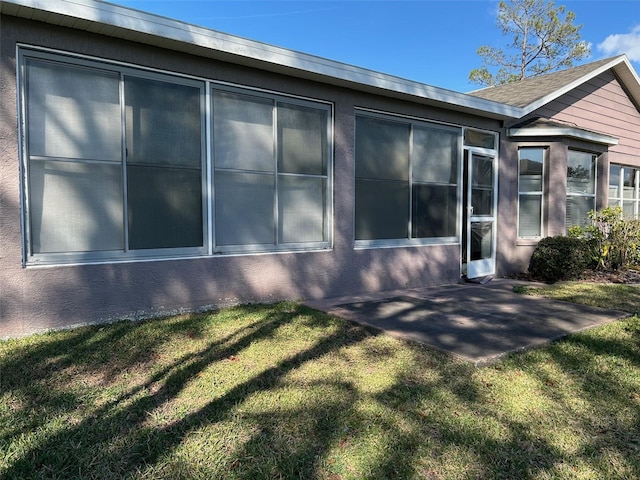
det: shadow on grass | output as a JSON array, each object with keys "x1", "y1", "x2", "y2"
[{"x1": 1, "y1": 304, "x2": 640, "y2": 479}]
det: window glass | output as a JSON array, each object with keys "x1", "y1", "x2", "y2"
[
  {"x1": 464, "y1": 129, "x2": 496, "y2": 149},
  {"x1": 29, "y1": 160, "x2": 124, "y2": 253},
  {"x1": 212, "y1": 90, "x2": 330, "y2": 249},
  {"x1": 278, "y1": 103, "x2": 327, "y2": 175},
  {"x1": 278, "y1": 176, "x2": 326, "y2": 243},
  {"x1": 27, "y1": 60, "x2": 121, "y2": 161},
  {"x1": 567, "y1": 150, "x2": 596, "y2": 194},
  {"x1": 355, "y1": 116, "x2": 409, "y2": 181},
  {"x1": 355, "y1": 179, "x2": 409, "y2": 240},
  {"x1": 609, "y1": 164, "x2": 639, "y2": 219},
  {"x1": 518, "y1": 147, "x2": 545, "y2": 237},
  {"x1": 412, "y1": 127, "x2": 458, "y2": 184},
  {"x1": 21, "y1": 50, "x2": 331, "y2": 264},
  {"x1": 355, "y1": 115, "x2": 461, "y2": 243},
  {"x1": 125, "y1": 76, "x2": 203, "y2": 250},
  {"x1": 609, "y1": 165, "x2": 621, "y2": 198},
  {"x1": 215, "y1": 171, "x2": 275, "y2": 246},
  {"x1": 412, "y1": 185, "x2": 457, "y2": 238},
  {"x1": 26, "y1": 60, "x2": 124, "y2": 254},
  {"x1": 566, "y1": 150, "x2": 596, "y2": 230},
  {"x1": 518, "y1": 196, "x2": 542, "y2": 237},
  {"x1": 213, "y1": 91, "x2": 274, "y2": 172}
]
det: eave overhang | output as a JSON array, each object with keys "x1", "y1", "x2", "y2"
[
  {"x1": 508, "y1": 126, "x2": 619, "y2": 146},
  {"x1": 0, "y1": 0, "x2": 522, "y2": 121}
]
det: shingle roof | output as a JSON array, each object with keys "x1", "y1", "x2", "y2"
[{"x1": 468, "y1": 57, "x2": 624, "y2": 107}]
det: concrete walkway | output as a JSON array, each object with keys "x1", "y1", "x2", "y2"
[{"x1": 304, "y1": 279, "x2": 630, "y2": 365}]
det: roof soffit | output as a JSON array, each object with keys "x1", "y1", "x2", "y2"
[{"x1": 0, "y1": 0, "x2": 521, "y2": 120}]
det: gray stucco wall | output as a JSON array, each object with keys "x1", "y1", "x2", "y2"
[
  {"x1": 0, "y1": 16, "x2": 502, "y2": 338},
  {"x1": 496, "y1": 135, "x2": 612, "y2": 276}
]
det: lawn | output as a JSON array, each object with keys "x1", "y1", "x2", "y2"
[{"x1": 1, "y1": 283, "x2": 640, "y2": 479}]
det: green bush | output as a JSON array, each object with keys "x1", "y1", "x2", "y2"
[
  {"x1": 528, "y1": 236, "x2": 591, "y2": 282},
  {"x1": 569, "y1": 206, "x2": 640, "y2": 270}
]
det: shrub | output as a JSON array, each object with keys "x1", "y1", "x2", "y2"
[
  {"x1": 569, "y1": 207, "x2": 640, "y2": 270},
  {"x1": 528, "y1": 236, "x2": 591, "y2": 282}
]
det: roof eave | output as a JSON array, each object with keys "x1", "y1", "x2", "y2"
[
  {"x1": 520, "y1": 55, "x2": 640, "y2": 116},
  {"x1": 508, "y1": 126, "x2": 619, "y2": 146},
  {"x1": 0, "y1": 0, "x2": 521, "y2": 120}
]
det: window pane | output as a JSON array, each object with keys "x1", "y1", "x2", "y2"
[
  {"x1": 355, "y1": 116, "x2": 409, "y2": 181},
  {"x1": 278, "y1": 176, "x2": 326, "y2": 243},
  {"x1": 623, "y1": 168, "x2": 637, "y2": 199},
  {"x1": 609, "y1": 164, "x2": 621, "y2": 198},
  {"x1": 471, "y1": 222, "x2": 493, "y2": 261},
  {"x1": 213, "y1": 91, "x2": 274, "y2": 172},
  {"x1": 30, "y1": 159, "x2": 123, "y2": 253},
  {"x1": 519, "y1": 195, "x2": 542, "y2": 237},
  {"x1": 278, "y1": 103, "x2": 327, "y2": 175},
  {"x1": 125, "y1": 77, "x2": 202, "y2": 168},
  {"x1": 464, "y1": 129, "x2": 496, "y2": 149},
  {"x1": 412, "y1": 126, "x2": 459, "y2": 184},
  {"x1": 215, "y1": 171, "x2": 275, "y2": 246},
  {"x1": 519, "y1": 148, "x2": 544, "y2": 192},
  {"x1": 412, "y1": 185, "x2": 457, "y2": 238},
  {"x1": 355, "y1": 179, "x2": 408, "y2": 240},
  {"x1": 623, "y1": 201, "x2": 636, "y2": 218},
  {"x1": 567, "y1": 151, "x2": 596, "y2": 194},
  {"x1": 27, "y1": 60, "x2": 121, "y2": 161},
  {"x1": 125, "y1": 76, "x2": 203, "y2": 250},
  {"x1": 127, "y1": 166, "x2": 203, "y2": 249},
  {"x1": 566, "y1": 196, "x2": 594, "y2": 229}
]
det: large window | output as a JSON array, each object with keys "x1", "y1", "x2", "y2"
[
  {"x1": 212, "y1": 90, "x2": 329, "y2": 251},
  {"x1": 355, "y1": 114, "x2": 460, "y2": 245},
  {"x1": 20, "y1": 50, "x2": 331, "y2": 265},
  {"x1": 566, "y1": 150, "x2": 597, "y2": 229},
  {"x1": 609, "y1": 164, "x2": 640, "y2": 218},
  {"x1": 517, "y1": 147, "x2": 545, "y2": 237}
]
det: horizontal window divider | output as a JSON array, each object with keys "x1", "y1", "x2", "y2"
[
  {"x1": 355, "y1": 177, "x2": 409, "y2": 183},
  {"x1": 354, "y1": 237, "x2": 459, "y2": 250},
  {"x1": 411, "y1": 181, "x2": 457, "y2": 187},
  {"x1": 213, "y1": 167, "x2": 275, "y2": 175},
  {"x1": 277, "y1": 172, "x2": 328, "y2": 179},
  {"x1": 126, "y1": 162, "x2": 202, "y2": 171},
  {"x1": 30, "y1": 156, "x2": 122, "y2": 165}
]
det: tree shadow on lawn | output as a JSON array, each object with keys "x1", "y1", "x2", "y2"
[{"x1": 1, "y1": 305, "x2": 640, "y2": 479}]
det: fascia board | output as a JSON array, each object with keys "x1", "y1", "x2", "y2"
[
  {"x1": 0, "y1": 0, "x2": 521, "y2": 120},
  {"x1": 508, "y1": 127, "x2": 619, "y2": 146},
  {"x1": 520, "y1": 56, "x2": 633, "y2": 116}
]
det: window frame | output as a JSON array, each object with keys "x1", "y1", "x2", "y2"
[
  {"x1": 18, "y1": 47, "x2": 333, "y2": 266},
  {"x1": 517, "y1": 146, "x2": 546, "y2": 239},
  {"x1": 210, "y1": 85, "x2": 333, "y2": 255},
  {"x1": 608, "y1": 163, "x2": 640, "y2": 218},
  {"x1": 565, "y1": 149, "x2": 597, "y2": 230},
  {"x1": 354, "y1": 110, "x2": 462, "y2": 249}
]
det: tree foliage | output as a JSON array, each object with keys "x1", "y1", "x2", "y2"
[{"x1": 469, "y1": 0, "x2": 590, "y2": 86}]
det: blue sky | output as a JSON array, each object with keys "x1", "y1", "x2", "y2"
[{"x1": 108, "y1": 0, "x2": 640, "y2": 93}]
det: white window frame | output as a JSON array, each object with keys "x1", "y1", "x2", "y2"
[
  {"x1": 608, "y1": 164, "x2": 640, "y2": 218},
  {"x1": 517, "y1": 147, "x2": 546, "y2": 238},
  {"x1": 18, "y1": 47, "x2": 333, "y2": 266},
  {"x1": 566, "y1": 150, "x2": 597, "y2": 230},
  {"x1": 354, "y1": 110, "x2": 463, "y2": 249}
]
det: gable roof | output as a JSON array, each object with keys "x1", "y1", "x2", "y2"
[
  {"x1": 0, "y1": 0, "x2": 520, "y2": 120},
  {"x1": 469, "y1": 56, "x2": 640, "y2": 116}
]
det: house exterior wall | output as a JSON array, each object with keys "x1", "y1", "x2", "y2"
[
  {"x1": 534, "y1": 71, "x2": 640, "y2": 168},
  {"x1": 0, "y1": 16, "x2": 502, "y2": 338},
  {"x1": 496, "y1": 70, "x2": 640, "y2": 276}
]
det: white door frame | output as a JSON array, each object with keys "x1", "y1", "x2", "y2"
[{"x1": 463, "y1": 147, "x2": 498, "y2": 279}]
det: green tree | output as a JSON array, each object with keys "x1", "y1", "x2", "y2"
[{"x1": 469, "y1": 0, "x2": 590, "y2": 86}]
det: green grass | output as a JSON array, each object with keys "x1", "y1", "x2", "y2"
[{"x1": 1, "y1": 289, "x2": 640, "y2": 479}]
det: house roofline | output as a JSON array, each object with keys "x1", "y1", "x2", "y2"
[
  {"x1": 508, "y1": 126, "x2": 619, "y2": 146},
  {"x1": 0, "y1": 0, "x2": 523, "y2": 120},
  {"x1": 520, "y1": 55, "x2": 640, "y2": 116}
]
